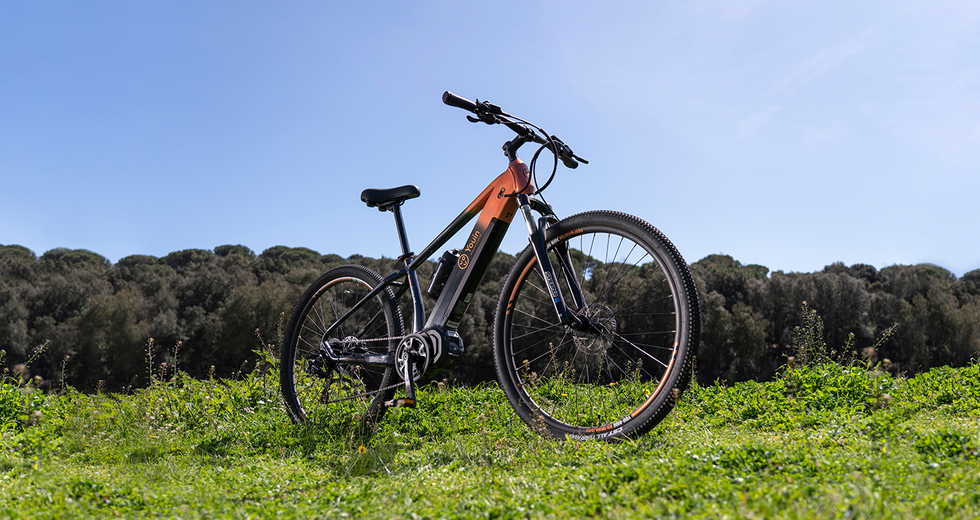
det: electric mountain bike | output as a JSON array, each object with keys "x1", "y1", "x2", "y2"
[{"x1": 280, "y1": 91, "x2": 701, "y2": 441}]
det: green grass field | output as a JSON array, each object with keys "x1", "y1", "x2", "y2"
[{"x1": 2, "y1": 354, "x2": 979, "y2": 519}]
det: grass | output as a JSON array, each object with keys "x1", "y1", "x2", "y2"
[{"x1": 1, "y1": 351, "x2": 979, "y2": 518}]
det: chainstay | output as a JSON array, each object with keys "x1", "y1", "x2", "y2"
[{"x1": 316, "y1": 333, "x2": 411, "y2": 405}]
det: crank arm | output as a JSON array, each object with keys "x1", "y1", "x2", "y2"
[{"x1": 385, "y1": 352, "x2": 418, "y2": 409}]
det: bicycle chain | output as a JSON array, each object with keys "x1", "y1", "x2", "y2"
[{"x1": 343, "y1": 333, "x2": 413, "y2": 344}]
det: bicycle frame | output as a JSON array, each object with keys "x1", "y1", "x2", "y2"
[{"x1": 321, "y1": 156, "x2": 587, "y2": 366}]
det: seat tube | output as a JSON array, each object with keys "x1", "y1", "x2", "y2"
[
  {"x1": 517, "y1": 194, "x2": 573, "y2": 325},
  {"x1": 391, "y1": 204, "x2": 425, "y2": 332}
]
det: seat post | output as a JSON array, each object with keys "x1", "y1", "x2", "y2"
[
  {"x1": 390, "y1": 203, "x2": 412, "y2": 260},
  {"x1": 390, "y1": 202, "x2": 426, "y2": 333}
]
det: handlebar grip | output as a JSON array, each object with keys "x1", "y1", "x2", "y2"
[{"x1": 442, "y1": 91, "x2": 479, "y2": 113}]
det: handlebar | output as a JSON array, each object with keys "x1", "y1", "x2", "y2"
[{"x1": 442, "y1": 91, "x2": 588, "y2": 168}]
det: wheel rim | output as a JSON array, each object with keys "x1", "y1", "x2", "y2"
[
  {"x1": 287, "y1": 276, "x2": 396, "y2": 429},
  {"x1": 504, "y1": 227, "x2": 682, "y2": 434}
]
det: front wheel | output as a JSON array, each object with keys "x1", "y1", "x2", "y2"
[{"x1": 493, "y1": 211, "x2": 700, "y2": 441}]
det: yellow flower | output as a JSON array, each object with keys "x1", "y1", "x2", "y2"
[{"x1": 357, "y1": 445, "x2": 367, "y2": 454}]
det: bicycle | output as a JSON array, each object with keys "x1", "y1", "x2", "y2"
[{"x1": 280, "y1": 91, "x2": 701, "y2": 441}]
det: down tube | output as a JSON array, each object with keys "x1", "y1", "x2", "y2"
[{"x1": 426, "y1": 159, "x2": 533, "y2": 330}]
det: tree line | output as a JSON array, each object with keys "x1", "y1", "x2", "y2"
[{"x1": 1, "y1": 243, "x2": 978, "y2": 391}]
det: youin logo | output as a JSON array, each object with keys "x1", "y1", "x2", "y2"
[{"x1": 457, "y1": 254, "x2": 470, "y2": 270}]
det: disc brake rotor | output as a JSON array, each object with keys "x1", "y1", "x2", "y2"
[{"x1": 571, "y1": 304, "x2": 617, "y2": 356}]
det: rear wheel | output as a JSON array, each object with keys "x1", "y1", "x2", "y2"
[
  {"x1": 280, "y1": 265, "x2": 404, "y2": 432},
  {"x1": 494, "y1": 211, "x2": 700, "y2": 441}
]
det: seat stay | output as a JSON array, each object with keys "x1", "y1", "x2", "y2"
[{"x1": 346, "y1": 281, "x2": 411, "y2": 349}]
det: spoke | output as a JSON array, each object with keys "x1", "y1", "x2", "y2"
[
  {"x1": 587, "y1": 233, "x2": 597, "y2": 274},
  {"x1": 615, "y1": 331, "x2": 677, "y2": 340},
  {"x1": 523, "y1": 274, "x2": 550, "y2": 298},
  {"x1": 310, "y1": 298, "x2": 328, "y2": 336},
  {"x1": 510, "y1": 324, "x2": 563, "y2": 345},
  {"x1": 297, "y1": 329, "x2": 321, "y2": 353},
  {"x1": 613, "y1": 312, "x2": 676, "y2": 318},
  {"x1": 603, "y1": 352, "x2": 631, "y2": 380},
  {"x1": 516, "y1": 292, "x2": 556, "y2": 308},
  {"x1": 611, "y1": 333, "x2": 670, "y2": 369},
  {"x1": 614, "y1": 292, "x2": 674, "y2": 313},
  {"x1": 514, "y1": 307, "x2": 563, "y2": 331},
  {"x1": 511, "y1": 329, "x2": 562, "y2": 357},
  {"x1": 593, "y1": 250, "x2": 649, "y2": 305},
  {"x1": 596, "y1": 235, "x2": 627, "y2": 297},
  {"x1": 520, "y1": 335, "x2": 574, "y2": 370},
  {"x1": 572, "y1": 347, "x2": 587, "y2": 385},
  {"x1": 608, "y1": 343, "x2": 661, "y2": 380},
  {"x1": 610, "y1": 271, "x2": 667, "y2": 315}
]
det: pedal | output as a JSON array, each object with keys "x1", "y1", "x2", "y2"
[{"x1": 384, "y1": 398, "x2": 416, "y2": 409}]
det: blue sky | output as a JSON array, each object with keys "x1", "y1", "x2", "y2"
[{"x1": 2, "y1": 1, "x2": 978, "y2": 276}]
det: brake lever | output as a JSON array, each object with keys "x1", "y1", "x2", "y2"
[
  {"x1": 466, "y1": 112, "x2": 499, "y2": 125},
  {"x1": 548, "y1": 136, "x2": 587, "y2": 168}
]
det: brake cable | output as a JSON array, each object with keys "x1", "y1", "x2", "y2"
[
  {"x1": 469, "y1": 102, "x2": 566, "y2": 202},
  {"x1": 501, "y1": 121, "x2": 560, "y2": 199}
]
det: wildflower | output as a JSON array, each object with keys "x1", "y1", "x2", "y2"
[{"x1": 358, "y1": 445, "x2": 367, "y2": 454}]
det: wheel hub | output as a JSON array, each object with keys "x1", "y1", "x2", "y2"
[{"x1": 571, "y1": 304, "x2": 617, "y2": 356}]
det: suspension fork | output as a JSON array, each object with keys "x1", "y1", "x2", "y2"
[{"x1": 517, "y1": 194, "x2": 588, "y2": 326}]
